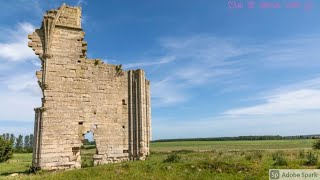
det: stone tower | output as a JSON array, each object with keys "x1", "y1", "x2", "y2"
[{"x1": 28, "y1": 3, "x2": 151, "y2": 170}]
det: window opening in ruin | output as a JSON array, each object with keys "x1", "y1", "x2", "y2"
[
  {"x1": 72, "y1": 147, "x2": 80, "y2": 156},
  {"x1": 81, "y1": 131, "x2": 97, "y2": 168},
  {"x1": 122, "y1": 99, "x2": 127, "y2": 105}
]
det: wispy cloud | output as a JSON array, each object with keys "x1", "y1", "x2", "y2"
[
  {"x1": 141, "y1": 34, "x2": 320, "y2": 107},
  {"x1": 0, "y1": 22, "x2": 41, "y2": 122},
  {"x1": 225, "y1": 89, "x2": 320, "y2": 116},
  {"x1": 0, "y1": 126, "x2": 34, "y2": 136},
  {"x1": 159, "y1": 35, "x2": 250, "y2": 64},
  {"x1": 2, "y1": 73, "x2": 41, "y2": 96},
  {"x1": 124, "y1": 35, "x2": 243, "y2": 106},
  {"x1": 174, "y1": 66, "x2": 239, "y2": 85},
  {"x1": 153, "y1": 77, "x2": 320, "y2": 139},
  {"x1": 76, "y1": 0, "x2": 87, "y2": 6},
  {"x1": 152, "y1": 78, "x2": 187, "y2": 106},
  {"x1": 0, "y1": 72, "x2": 41, "y2": 122},
  {"x1": 146, "y1": 35, "x2": 250, "y2": 106},
  {"x1": 0, "y1": 23, "x2": 36, "y2": 62},
  {"x1": 124, "y1": 56, "x2": 175, "y2": 69},
  {"x1": 224, "y1": 77, "x2": 320, "y2": 116},
  {"x1": 0, "y1": 90, "x2": 40, "y2": 122},
  {"x1": 257, "y1": 36, "x2": 320, "y2": 67}
]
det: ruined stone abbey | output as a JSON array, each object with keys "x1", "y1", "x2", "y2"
[{"x1": 28, "y1": 3, "x2": 151, "y2": 170}]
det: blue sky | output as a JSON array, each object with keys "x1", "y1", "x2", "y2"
[{"x1": 0, "y1": 0, "x2": 320, "y2": 140}]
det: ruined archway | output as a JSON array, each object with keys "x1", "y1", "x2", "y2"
[
  {"x1": 81, "y1": 130, "x2": 97, "y2": 167},
  {"x1": 29, "y1": 3, "x2": 151, "y2": 170}
]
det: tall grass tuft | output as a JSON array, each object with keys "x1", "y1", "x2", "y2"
[
  {"x1": 163, "y1": 153, "x2": 181, "y2": 163},
  {"x1": 313, "y1": 139, "x2": 320, "y2": 150},
  {"x1": 304, "y1": 151, "x2": 318, "y2": 166},
  {"x1": 244, "y1": 151, "x2": 263, "y2": 161},
  {"x1": 299, "y1": 150, "x2": 305, "y2": 159},
  {"x1": 81, "y1": 159, "x2": 94, "y2": 168},
  {"x1": 272, "y1": 151, "x2": 288, "y2": 166}
]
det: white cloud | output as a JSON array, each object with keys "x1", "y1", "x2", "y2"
[
  {"x1": 0, "y1": 126, "x2": 33, "y2": 136},
  {"x1": 0, "y1": 23, "x2": 36, "y2": 62},
  {"x1": 159, "y1": 35, "x2": 249, "y2": 64},
  {"x1": 0, "y1": 90, "x2": 41, "y2": 122},
  {"x1": 270, "y1": 76, "x2": 320, "y2": 93},
  {"x1": 250, "y1": 35, "x2": 320, "y2": 68},
  {"x1": 124, "y1": 35, "x2": 246, "y2": 107},
  {"x1": 3, "y1": 73, "x2": 41, "y2": 96},
  {"x1": 76, "y1": 0, "x2": 86, "y2": 6},
  {"x1": 147, "y1": 35, "x2": 247, "y2": 106},
  {"x1": 31, "y1": 59, "x2": 41, "y2": 67},
  {"x1": 151, "y1": 76, "x2": 320, "y2": 139},
  {"x1": 224, "y1": 77, "x2": 320, "y2": 116},
  {"x1": 152, "y1": 78, "x2": 187, "y2": 106},
  {"x1": 81, "y1": 15, "x2": 87, "y2": 25},
  {"x1": 146, "y1": 34, "x2": 320, "y2": 107},
  {"x1": 124, "y1": 56, "x2": 175, "y2": 69},
  {"x1": 174, "y1": 67, "x2": 238, "y2": 85},
  {"x1": 0, "y1": 72, "x2": 41, "y2": 122},
  {"x1": 225, "y1": 89, "x2": 320, "y2": 116},
  {"x1": 0, "y1": 22, "x2": 41, "y2": 122}
]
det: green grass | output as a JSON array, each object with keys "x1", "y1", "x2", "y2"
[
  {"x1": 0, "y1": 139, "x2": 318, "y2": 179},
  {"x1": 0, "y1": 153, "x2": 32, "y2": 176},
  {"x1": 150, "y1": 139, "x2": 315, "y2": 152}
]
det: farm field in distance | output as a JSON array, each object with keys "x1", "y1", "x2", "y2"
[
  {"x1": 0, "y1": 139, "x2": 319, "y2": 179},
  {"x1": 151, "y1": 139, "x2": 315, "y2": 152}
]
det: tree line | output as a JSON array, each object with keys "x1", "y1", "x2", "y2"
[
  {"x1": 153, "y1": 135, "x2": 320, "y2": 142},
  {"x1": 1, "y1": 133, "x2": 34, "y2": 153}
]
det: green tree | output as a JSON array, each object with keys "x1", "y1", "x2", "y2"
[
  {"x1": 30, "y1": 134, "x2": 34, "y2": 150},
  {"x1": 0, "y1": 136, "x2": 13, "y2": 162},
  {"x1": 10, "y1": 134, "x2": 15, "y2": 143},
  {"x1": 5, "y1": 133, "x2": 10, "y2": 141},
  {"x1": 24, "y1": 135, "x2": 30, "y2": 152},
  {"x1": 15, "y1": 135, "x2": 24, "y2": 152}
]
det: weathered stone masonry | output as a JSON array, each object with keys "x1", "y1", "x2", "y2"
[{"x1": 28, "y1": 3, "x2": 151, "y2": 170}]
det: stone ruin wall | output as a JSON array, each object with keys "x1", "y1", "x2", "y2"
[{"x1": 28, "y1": 4, "x2": 151, "y2": 170}]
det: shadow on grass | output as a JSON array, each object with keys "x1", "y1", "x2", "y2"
[{"x1": 0, "y1": 169, "x2": 31, "y2": 176}]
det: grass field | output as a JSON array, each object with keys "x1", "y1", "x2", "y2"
[
  {"x1": 0, "y1": 139, "x2": 319, "y2": 179},
  {"x1": 150, "y1": 139, "x2": 315, "y2": 152},
  {"x1": 0, "y1": 153, "x2": 32, "y2": 176}
]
